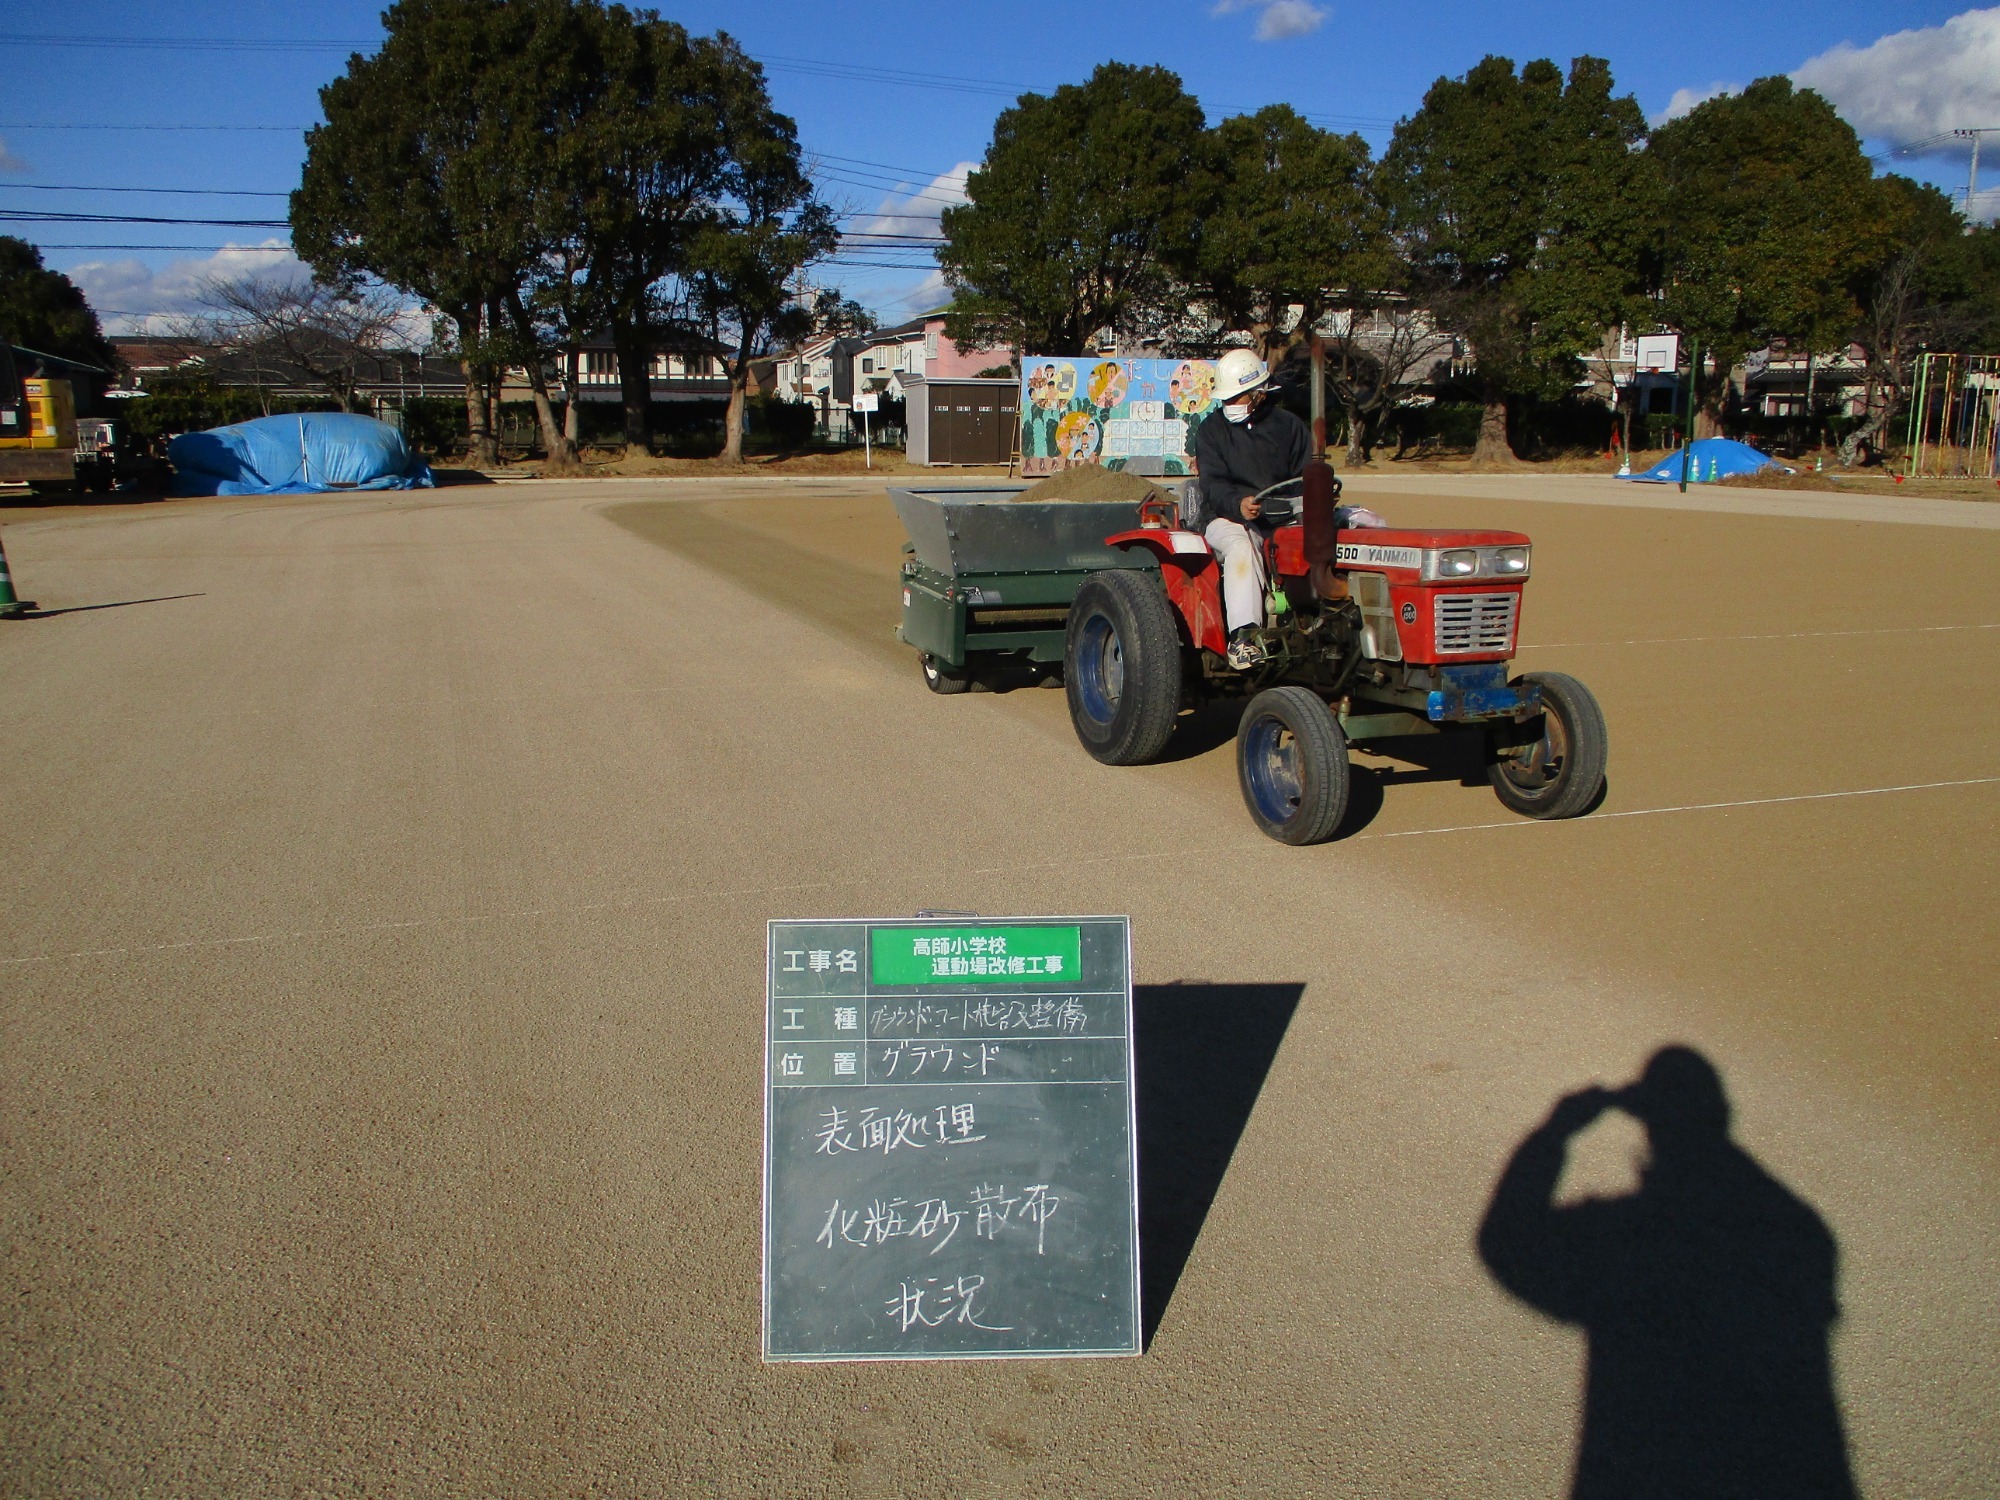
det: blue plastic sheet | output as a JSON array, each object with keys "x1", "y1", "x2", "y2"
[
  {"x1": 169, "y1": 413, "x2": 434, "y2": 496},
  {"x1": 1619, "y1": 437, "x2": 1792, "y2": 484}
]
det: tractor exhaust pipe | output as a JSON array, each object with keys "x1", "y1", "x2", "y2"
[{"x1": 1302, "y1": 334, "x2": 1343, "y2": 599}]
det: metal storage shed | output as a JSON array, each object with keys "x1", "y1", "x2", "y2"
[{"x1": 903, "y1": 375, "x2": 1019, "y2": 466}]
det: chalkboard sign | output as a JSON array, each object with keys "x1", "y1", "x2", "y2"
[{"x1": 763, "y1": 917, "x2": 1139, "y2": 1361}]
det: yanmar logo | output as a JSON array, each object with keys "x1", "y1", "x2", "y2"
[{"x1": 1335, "y1": 542, "x2": 1423, "y2": 571}]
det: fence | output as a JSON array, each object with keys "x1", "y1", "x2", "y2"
[{"x1": 1903, "y1": 353, "x2": 2000, "y2": 479}]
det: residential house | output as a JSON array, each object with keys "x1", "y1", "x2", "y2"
[
  {"x1": 565, "y1": 328, "x2": 732, "y2": 405},
  {"x1": 109, "y1": 332, "x2": 466, "y2": 417},
  {"x1": 772, "y1": 309, "x2": 1013, "y2": 441}
]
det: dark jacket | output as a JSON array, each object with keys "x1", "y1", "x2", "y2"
[{"x1": 1193, "y1": 401, "x2": 1312, "y2": 527}]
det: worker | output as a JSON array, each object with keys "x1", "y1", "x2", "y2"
[{"x1": 1194, "y1": 349, "x2": 1311, "y2": 668}]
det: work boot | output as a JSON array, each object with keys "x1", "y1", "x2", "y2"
[{"x1": 1226, "y1": 627, "x2": 1265, "y2": 670}]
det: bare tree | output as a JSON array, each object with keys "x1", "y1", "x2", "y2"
[
  {"x1": 1317, "y1": 298, "x2": 1455, "y2": 465},
  {"x1": 178, "y1": 276, "x2": 410, "y2": 414}
]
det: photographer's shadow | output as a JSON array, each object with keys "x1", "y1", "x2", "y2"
[{"x1": 1479, "y1": 1047, "x2": 1856, "y2": 1499}]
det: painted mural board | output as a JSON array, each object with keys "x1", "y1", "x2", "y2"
[{"x1": 1019, "y1": 357, "x2": 1222, "y2": 478}]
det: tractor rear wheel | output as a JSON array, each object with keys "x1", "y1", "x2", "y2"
[
  {"x1": 920, "y1": 652, "x2": 972, "y2": 694},
  {"x1": 1065, "y1": 569, "x2": 1182, "y2": 765},
  {"x1": 1486, "y1": 671, "x2": 1607, "y2": 819},
  {"x1": 1236, "y1": 686, "x2": 1350, "y2": 845}
]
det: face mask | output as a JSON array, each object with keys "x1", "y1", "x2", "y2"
[{"x1": 1222, "y1": 402, "x2": 1251, "y2": 424}]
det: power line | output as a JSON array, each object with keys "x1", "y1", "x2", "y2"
[
  {"x1": 1, "y1": 180, "x2": 940, "y2": 218},
  {"x1": 30, "y1": 243, "x2": 294, "y2": 252},
  {"x1": 0, "y1": 31, "x2": 1396, "y2": 126},
  {"x1": 0, "y1": 182, "x2": 290, "y2": 197},
  {"x1": 0, "y1": 33, "x2": 374, "y2": 51},
  {"x1": 0, "y1": 122, "x2": 303, "y2": 131},
  {"x1": 0, "y1": 210, "x2": 289, "y2": 227}
]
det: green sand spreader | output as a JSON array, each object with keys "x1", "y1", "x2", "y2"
[{"x1": 891, "y1": 485, "x2": 1156, "y2": 694}]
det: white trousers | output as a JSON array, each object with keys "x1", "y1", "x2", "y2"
[{"x1": 1204, "y1": 518, "x2": 1267, "y2": 632}]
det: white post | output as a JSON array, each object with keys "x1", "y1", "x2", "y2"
[{"x1": 863, "y1": 407, "x2": 871, "y2": 469}]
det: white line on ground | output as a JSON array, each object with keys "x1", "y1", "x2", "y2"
[
  {"x1": 3, "y1": 775, "x2": 1993, "y2": 969},
  {"x1": 1519, "y1": 622, "x2": 1999, "y2": 650},
  {"x1": 1361, "y1": 775, "x2": 2000, "y2": 841}
]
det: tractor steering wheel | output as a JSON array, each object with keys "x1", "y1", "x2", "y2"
[{"x1": 1250, "y1": 477, "x2": 1303, "y2": 525}]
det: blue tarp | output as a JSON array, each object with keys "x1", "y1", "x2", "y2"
[
  {"x1": 169, "y1": 413, "x2": 434, "y2": 496},
  {"x1": 1619, "y1": 437, "x2": 1792, "y2": 484}
]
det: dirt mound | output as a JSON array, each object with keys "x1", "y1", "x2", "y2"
[{"x1": 1009, "y1": 465, "x2": 1177, "y2": 503}]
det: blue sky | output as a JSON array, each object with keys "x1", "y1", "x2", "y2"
[{"x1": 2, "y1": 1, "x2": 1994, "y2": 334}]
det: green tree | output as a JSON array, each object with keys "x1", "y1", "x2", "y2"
[
  {"x1": 1381, "y1": 56, "x2": 1654, "y2": 462},
  {"x1": 0, "y1": 236, "x2": 116, "y2": 371},
  {"x1": 696, "y1": 161, "x2": 836, "y2": 462},
  {"x1": 940, "y1": 62, "x2": 1208, "y2": 357},
  {"x1": 689, "y1": 94, "x2": 837, "y2": 463},
  {"x1": 1648, "y1": 77, "x2": 1882, "y2": 435},
  {"x1": 546, "y1": 11, "x2": 747, "y2": 458},
  {"x1": 294, "y1": 0, "x2": 560, "y2": 467},
  {"x1": 806, "y1": 289, "x2": 875, "y2": 340},
  {"x1": 1186, "y1": 106, "x2": 1388, "y2": 364}
]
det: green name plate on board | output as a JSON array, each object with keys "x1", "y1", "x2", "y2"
[
  {"x1": 763, "y1": 916, "x2": 1139, "y2": 1361},
  {"x1": 868, "y1": 924, "x2": 1082, "y2": 986}
]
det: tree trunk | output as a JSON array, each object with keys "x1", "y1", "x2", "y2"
[
  {"x1": 458, "y1": 309, "x2": 499, "y2": 468},
  {"x1": 563, "y1": 347, "x2": 580, "y2": 446},
  {"x1": 613, "y1": 319, "x2": 652, "y2": 459},
  {"x1": 1838, "y1": 365, "x2": 1893, "y2": 468},
  {"x1": 521, "y1": 360, "x2": 571, "y2": 467},
  {"x1": 1471, "y1": 398, "x2": 1515, "y2": 465},
  {"x1": 722, "y1": 355, "x2": 749, "y2": 464},
  {"x1": 503, "y1": 293, "x2": 573, "y2": 467},
  {"x1": 1343, "y1": 401, "x2": 1366, "y2": 467}
]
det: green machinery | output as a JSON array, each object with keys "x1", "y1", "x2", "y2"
[{"x1": 892, "y1": 485, "x2": 1154, "y2": 694}]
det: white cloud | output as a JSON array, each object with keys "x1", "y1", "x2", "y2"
[
  {"x1": 1653, "y1": 82, "x2": 1738, "y2": 126},
  {"x1": 0, "y1": 134, "x2": 29, "y2": 174},
  {"x1": 1255, "y1": 0, "x2": 1326, "y2": 39},
  {"x1": 850, "y1": 162, "x2": 974, "y2": 244},
  {"x1": 1211, "y1": 0, "x2": 1327, "y2": 42},
  {"x1": 879, "y1": 270, "x2": 950, "y2": 321},
  {"x1": 61, "y1": 241, "x2": 310, "y2": 334},
  {"x1": 1793, "y1": 7, "x2": 2000, "y2": 151}
]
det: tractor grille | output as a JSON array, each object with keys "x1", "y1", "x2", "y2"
[{"x1": 1433, "y1": 592, "x2": 1517, "y2": 654}]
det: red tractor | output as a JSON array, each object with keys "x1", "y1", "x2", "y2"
[
  {"x1": 1065, "y1": 477, "x2": 1607, "y2": 843},
  {"x1": 892, "y1": 466, "x2": 1607, "y2": 845}
]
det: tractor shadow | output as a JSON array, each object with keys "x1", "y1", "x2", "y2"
[
  {"x1": 1134, "y1": 980, "x2": 1305, "y2": 1345},
  {"x1": 1157, "y1": 701, "x2": 1245, "y2": 763},
  {"x1": 1332, "y1": 730, "x2": 1488, "y2": 839}
]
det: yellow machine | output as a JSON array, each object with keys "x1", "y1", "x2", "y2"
[
  {"x1": 1, "y1": 370, "x2": 88, "y2": 484},
  {"x1": 0, "y1": 376, "x2": 78, "y2": 450}
]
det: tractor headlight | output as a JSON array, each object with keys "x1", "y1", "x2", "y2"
[
  {"x1": 1437, "y1": 549, "x2": 1478, "y2": 577},
  {"x1": 1491, "y1": 546, "x2": 1529, "y2": 574}
]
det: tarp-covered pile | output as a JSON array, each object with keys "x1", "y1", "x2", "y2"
[
  {"x1": 1619, "y1": 437, "x2": 1792, "y2": 484},
  {"x1": 170, "y1": 413, "x2": 434, "y2": 496}
]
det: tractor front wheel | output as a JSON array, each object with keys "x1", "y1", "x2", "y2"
[
  {"x1": 1065, "y1": 569, "x2": 1182, "y2": 765},
  {"x1": 1236, "y1": 686, "x2": 1350, "y2": 845},
  {"x1": 1486, "y1": 671, "x2": 1607, "y2": 819}
]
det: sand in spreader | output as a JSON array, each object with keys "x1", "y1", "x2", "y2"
[{"x1": 1007, "y1": 465, "x2": 1178, "y2": 503}]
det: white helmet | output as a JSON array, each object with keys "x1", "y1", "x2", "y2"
[{"x1": 1214, "y1": 348, "x2": 1270, "y2": 403}]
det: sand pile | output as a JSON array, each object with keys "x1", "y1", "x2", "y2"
[{"x1": 1008, "y1": 466, "x2": 1178, "y2": 504}]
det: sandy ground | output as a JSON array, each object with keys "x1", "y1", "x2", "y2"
[{"x1": 1, "y1": 473, "x2": 1993, "y2": 1497}]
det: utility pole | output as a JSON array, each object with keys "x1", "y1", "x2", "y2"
[
  {"x1": 1955, "y1": 128, "x2": 2000, "y2": 223},
  {"x1": 1678, "y1": 336, "x2": 1700, "y2": 494}
]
